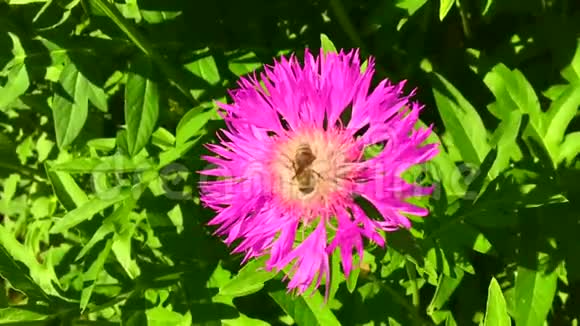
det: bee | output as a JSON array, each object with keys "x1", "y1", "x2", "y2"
[{"x1": 290, "y1": 144, "x2": 320, "y2": 194}]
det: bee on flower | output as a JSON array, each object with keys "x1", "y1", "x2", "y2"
[{"x1": 199, "y1": 49, "x2": 438, "y2": 296}]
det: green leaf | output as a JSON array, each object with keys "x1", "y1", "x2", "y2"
[
  {"x1": 0, "y1": 244, "x2": 51, "y2": 302},
  {"x1": 75, "y1": 198, "x2": 135, "y2": 261},
  {"x1": 85, "y1": 0, "x2": 195, "y2": 104},
  {"x1": 489, "y1": 110, "x2": 522, "y2": 177},
  {"x1": 145, "y1": 307, "x2": 192, "y2": 326},
  {"x1": 439, "y1": 0, "x2": 455, "y2": 20},
  {"x1": 228, "y1": 52, "x2": 263, "y2": 76},
  {"x1": 0, "y1": 225, "x2": 61, "y2": 299},
  {"x1": 482, "y1": 0, "x2": 494, "y2": 15},
  {"x1": 45, "y1": 166, "x2": 89, "y2": 211},
  {"x1": 395, "y1": 0, "x2": 428, "y2": 16},
  {"x1": 52, "y1": 62, "x2": 90, "y2": 148},
  {"x1": 544, "y1": 85, "x2": 580, "y2": 156},
  {"x1": 0, "y1": 307, "x2": 50, "y2": 322},
  {"x1": 125, "y1": 57, "x2": 160, "y2": 157},
  {"x1": 50, "y1": 155, "x2": 155, "y2": 173},
  {"x1": 427, "y1": 270, "x2": 464, "y2": 314},
  {"x1": 0, "y1": 62, "x2": 29, "y2": 109},
  {"x1": 219, "y1": 258, "x2": 277, "y2": 297},
  {"x1": 184, "y1": 52, "x2": 221, "y2": 100},
  {"x1": 320, "y1": 34, "x2": 337, "y2": 53},
  {"x1": 484, "y1": 277, "x2": 510, "y2": 326},
  {"x1": 112, "y1": 213, "x2": 141, "y2": 279},
  {"x1": 561, "y1": 39, "x2": 580, "y2": 84},
  {"x1": 515, "y1": 267, "x2": 558, "y2": 326},
  {"x1": 559, "y1": 131, "x2": 580, "y2": 164},
  {"x1": 49, "y1": 186, "x2": 132, "y2": 234},
  {"x1": 431, "y1": 72, "x2": 490, "y2": 166},
  {"x1": 269, "y1": 290, "x2": 340, "y2": 326},
  {"x1": 80, "y1": 239, "x2": 113, "y2": 311},
  {"x1": 175, "y1": 107, "x2": 214, "y2": 145}
]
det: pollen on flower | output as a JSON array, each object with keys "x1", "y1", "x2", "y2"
[{"x1": 269, "y1": 128, "x2": 362, "y2": 217}]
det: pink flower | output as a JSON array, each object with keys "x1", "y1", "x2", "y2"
[{"x1": 199, "y1": 49, "x2": 438, "y2": 296}]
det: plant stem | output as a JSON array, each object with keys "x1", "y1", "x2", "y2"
[{"x1": 406, "y1": 260, "x2": 421, "y2": 308}]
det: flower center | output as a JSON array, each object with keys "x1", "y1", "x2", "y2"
[{"x1": 269, "y1": 128, "x2": 361, "y2": 212}]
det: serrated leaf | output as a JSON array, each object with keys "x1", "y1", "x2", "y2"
[
  {"x1": 219, "y1": 258, "x2": 277, "y2": 297},
  {"x1": 320, "y1": 34, "x2": 337, "y2": 53},
  {"x1": 484, "y1": 277, "x2": 510, "y2": 326},
  {"x1": 439, "y1": 0, "x2": 455, "y2": 20},
  {"x1": 431, "y1": 72, "x2": 490, "y2": 167},
  {"x1": 515, "y1": 267, "x2": 558, "y2": 326},
  {"x1": 125, "y1": 57, "x2": 160, "y2": 157}
]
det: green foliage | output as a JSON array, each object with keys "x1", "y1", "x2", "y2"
[{"x1": 1, "y1": 0, "x2": 579, "y2": 325}]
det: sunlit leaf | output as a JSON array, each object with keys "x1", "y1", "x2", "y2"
[
  {"x1": 125, "y1": 56, "x2": 159, "y2": 157},
  {"x1": 484, "y1": 277, "x2": 510, "y2": 326}
]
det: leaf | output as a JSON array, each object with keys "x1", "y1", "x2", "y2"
[
  {"x1": 484, "y1": 277, "x2": 510, "y2": 326},
  {"x1": 85, "y1": 0, "x2": 195, "y2": 103},
  {"x1": 482, "y1": 0, "x2": 494, "y2": 15},
  {"x1": 320, "y1": 34, "x2": 337, "y2": 53},
  {"x1": 269, "y1": 290, "x2": 340, "y2": 326},
  {"x1": 145, "y1": 307, "x2": 192, "y2": 326},
  {"x1": 544, "y1": 85, "x2": 580, "y2": 155},
  {"x1": 559, "y1": 131, "x2": 580, "y2": 164},
  {"x1": 80, "y1": 239, "x2": 113, "y2": 311},
  {"x1": 0, "y1": 244, "x2": 51, "y2": 302},
  {"x1": 112, "y1": 213, "x2": 141, "y2": 279},
  {"x1": 439, "y1": 0, "x2": 455, "y2": 20},
  {"x1": 175, "y1": 107, "x2": 214, "y2": 145},
  {"x1": 0, "y1": 307, "x2": 50, "y2": 322},
  {"x1": 395, "y1": 0, "x2": 428, "y2": 16},
  {"x1": 427, "y1": 270, "x2": 464, "y2": 314},
  {"x1": 125, "y1": 56, "x2": 160, "y2": 157},
  {"x1": 514, "y1": 267, "x2": 558, "y2": 326},
  {"x1": 49, "y1": 186, "x2": 132, "y2": 234},
  {"x1": 561, "y1": 39, "x2": 580, "y2": 84},
  {"x1": 184, "y1": 53, "x2": 221, "y2": 100},
  {"x1": 0, "y1": 225, "x2": 61, "y2": 299},
  {"x1": 50, "y1": 155, "x2": 155, "y2": 173},
  {"x1": 431, "y1": 72, "x2": 490, "y2": 166},
  {"x1": 45, "y1": 166, "x2": 89, "y2": 211},
  {"x1": 51, "y1": 62, "x2": 92, "y2": 148},
  {"x1": 228, "y1": 52, "x2": 263, "y2": 76},
  {"x1": 75, "y1": 198, "x2": 135, "y2": 261},
  {"x1": 0, "y1": 62, "x2": 30, "y2": 109},
  {"x1": 219, "y1": 258, "x2": 277, "y2": 297},
  {"x1": 489, "y1": 110, "x2": 522, "y2": 177}
]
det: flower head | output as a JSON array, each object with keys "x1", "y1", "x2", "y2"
[{"x1": 199, "y1": 49, "x2": 438, "y2": 296}]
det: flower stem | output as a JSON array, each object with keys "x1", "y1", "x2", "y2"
[
  {"x1": 328, "y1": 0, "x2": 364, "y2": 50},
  {"x1": 405, "y1": 260, "x2": 420, "y2": 307},
  {"x1": 368, "y1": 275, "x2": 432, "y2": 326}
]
